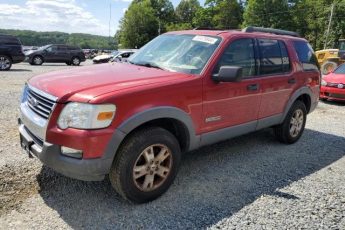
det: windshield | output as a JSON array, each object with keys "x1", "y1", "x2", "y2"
[
  {"x1": 334, "y1": 64, "x2": 345, "y2": 74},
  {"x1": 111, "y1": 51, "x2": 119, "y2": 56},
  {"x1": 128, "y1": 34, "x2": 221, "y2": 74}
]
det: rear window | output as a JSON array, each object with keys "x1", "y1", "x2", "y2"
[
  {"x1": 293, "y1": 41, "x2": 319, "y2": 71},
  {"x1": 258, "y1": 39, "x2": 291, "y2": 75}
]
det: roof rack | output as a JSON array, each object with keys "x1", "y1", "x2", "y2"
[
  {"x1": 242, "y1": 26, "x2": 300, "y2": 37},
  {"x1": 193, "y1": 27, "x2": 225, "y2": 30}
]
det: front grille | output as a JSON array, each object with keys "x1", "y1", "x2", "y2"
[
  {"x1": 24, "y1": 125, "x2": 43, "y2": 147},
  {"x1": 26, "y1": 87, "x2": 56, "y2": 119},
  {"x1": 328, "y1": 93, "x2": 345, "y2": 99}
]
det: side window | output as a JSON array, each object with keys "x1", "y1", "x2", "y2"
[
  {"x1": 121, "y1": 52, "x2": 130, "y2": 58},
  {"x1": 214, "y1": 38, "x2": 256, "y2": 77},
  {"x1": 258, "y1": 39, "x2": 290, "y2": 75},
  {"x1": 58, "y1": 46, "x2": 67, "y2": 51},
  {"x1": 293, "y1": 41, "x2": 319, "y2": 71},
  {"x1": 46, "y1": 46, "x2": 57, "y2": 52}
]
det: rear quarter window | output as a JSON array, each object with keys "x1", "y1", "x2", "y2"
[
  {"x1": 293, "y1": 41, "x2": 319, "y2": 71},
  {"x1": 0, "y1": 36, "x2": 21, "y2": 45}
]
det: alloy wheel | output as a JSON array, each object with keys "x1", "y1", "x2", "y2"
[
  {"x1": 289, "y1": 109, "x2": 304, "y2": 138},
  {"x1": 0, "y1": 56, "x2": 11, "y2": 70},
  {"x1": 133, "y1": 144, "x2": 172, "y2": 192}
]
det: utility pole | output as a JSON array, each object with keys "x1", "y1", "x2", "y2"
[
  {"x1": 324, "y1": 3, "x2": 335, "y2": 49},
  {"x1": 109, "y1": 3, "x2": 112, "y2": 44}
]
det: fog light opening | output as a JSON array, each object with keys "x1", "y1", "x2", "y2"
[{"x1": 61, "y1": 146, "x2": 83, "y2": 159}]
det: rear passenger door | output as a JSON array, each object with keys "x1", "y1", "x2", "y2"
[
  {"x1": 257, "y1": 39, "x2": 296, "y2": 120},
  {"x1": 56, "y1": 45, "x2": 69, "y2": 62}
]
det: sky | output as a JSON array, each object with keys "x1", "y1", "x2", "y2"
[{"x1": 0, "y1": 0, "x2": 205, "y2": 36}]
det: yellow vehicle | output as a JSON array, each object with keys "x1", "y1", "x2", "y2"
[{"x1": 316, "y1": 39, "x2": 345, "y2": 75}]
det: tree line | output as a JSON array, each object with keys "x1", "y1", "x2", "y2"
[
  {"x1": 116, "y1": 0, "x2": 345, "y2": 51},
  {"x1": 0, "y1": 29, "x2": 117, "y2": 50}
]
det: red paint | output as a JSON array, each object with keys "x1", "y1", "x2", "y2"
[
  {"x1": 320, "y1": 72, "x2": 345, "y2": 101},
  {"x1": 28, "y1": 30, "x2": 320, "y2": 159}
]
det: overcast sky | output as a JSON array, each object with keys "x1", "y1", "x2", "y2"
[{"x1": 0, "y1": 0, "x2": 205, "y2": 36}]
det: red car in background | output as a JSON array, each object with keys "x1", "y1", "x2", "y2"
[{"x1": 321, "y1": 64, "x2": 345, "y2": 101}]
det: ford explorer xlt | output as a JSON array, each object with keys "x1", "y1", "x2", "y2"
[{"x1": 19, "y1": 27, "x2": 320, "y2": 203}]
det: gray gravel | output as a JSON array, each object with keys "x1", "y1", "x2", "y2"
[{"x1": 0, "y1": 62, "x2": 344, "y2": 229}]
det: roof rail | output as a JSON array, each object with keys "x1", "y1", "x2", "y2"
[{"x1": 242, "y1": 26, "x2": 300, "y2": 37}]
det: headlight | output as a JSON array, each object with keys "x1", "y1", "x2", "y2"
[
  {"x1": 321, "y1": 79, "x2": 328, "y2": 86},
  {"x1": 58, "y1": 102, "x2": 116, "y2": 129}
]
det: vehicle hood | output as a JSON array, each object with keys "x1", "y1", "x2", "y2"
[
  {"x1": 25, "y1": 50, "x2": 37, "y2": 56},
  {"x1": 28, "y1": 63, "x2": 192, "y2": 102},
  {"x1": 324, "y1": 73, "x2": 345, "y2": 84},
  {"x1": 93, "y1": 54, "x2": 112, "y2": 61}
]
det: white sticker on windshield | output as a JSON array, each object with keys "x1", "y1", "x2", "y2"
[{"x1": 192, "y1": 35, "x2": 217, "y2": 44}]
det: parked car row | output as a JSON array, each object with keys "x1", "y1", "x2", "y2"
[{"x1": 1, "y1": 33, "x2": 135, "y2": 70}]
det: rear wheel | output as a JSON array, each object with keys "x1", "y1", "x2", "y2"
[
  {"x1": 0, "y1": 55, "x2": 12, "y2": 70},
  {"x1": 71, "y1": 57, "x2": 80, "y2": 66},
  {"x1": 109, "y1": 127, "x2": 181, "y2": 203},
  {"x1": 274, "y1": 100, "x2": 307, "y2": 144}
]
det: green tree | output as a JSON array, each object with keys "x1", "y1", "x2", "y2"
[
  {"x1": 118, "y1": 0, "x2": 158, "y2": 48},
  {"x1": 243, "y1": 0, "x2": 293, "y2": 30},
  {"x1": 192, "y1": 0, "x2": 242, "y2": 29},
  {"x1": 175, "y1": 0, "x2": 201, "y2": 25}
]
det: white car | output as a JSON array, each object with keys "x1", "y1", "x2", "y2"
[{"x1": 93, "y1": 50, "x2": 136, "y2": 64}]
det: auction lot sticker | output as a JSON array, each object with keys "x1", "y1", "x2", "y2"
[{"x1": 193, "y1": 35, "x2": 218, "y2": 44}]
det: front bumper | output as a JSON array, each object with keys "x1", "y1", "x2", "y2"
[
  {"x1": 19, "y1": 121, "x2": 112, "y2": 181},
  {"x1": 320, "y1": 86, "x2": 345, "y2": 101}
]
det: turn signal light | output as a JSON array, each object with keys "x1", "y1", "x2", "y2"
[{"x1": 97, "y1": 112, "x2": 114, "y2": 121}]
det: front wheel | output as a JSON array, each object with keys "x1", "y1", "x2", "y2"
[
  {"x1": 32, "y1": 56, "x2": 43, "y2": 65},
  {"x1": 109, "y1": 127, "x2": 181, "y2": 203},
  {"x1": 274, "y1": 100, "x2": 307, "y2": 144},
  {"x1": 0, "y1": 55, "x2": 12, "y2": 70}
]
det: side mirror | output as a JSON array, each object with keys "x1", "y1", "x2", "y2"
[{"x1": 212, "y1": 66, "x2": 243, "y2": 82}]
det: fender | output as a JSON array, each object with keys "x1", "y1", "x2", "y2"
[
  {"x1": 117, "y1": 106, "x2": 200, "y2": 151},
  {"x1": 102, "y1": 106, "x2": 200, "y2": 171},
  {"x1": 280, "y1": 86, "x2": 318, "y2": 123}
]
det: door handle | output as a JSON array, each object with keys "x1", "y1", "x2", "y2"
[
  {"x1": 288, "y1": 78, "x2": 296, "y2": 84},
  {"x1": 247, "y1": 84, "x2": 259, "y2": 91}
]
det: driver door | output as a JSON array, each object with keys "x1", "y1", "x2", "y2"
[{"x1": 202, "y1": 38, "x2": 262, "y2": 134}]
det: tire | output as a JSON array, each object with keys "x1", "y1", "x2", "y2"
[
  {"x1": 274, "y1": 100, "x2": 307, "y2": 144},
  {"x1": 321, "y1": 61, "x2": 338, "y2": 75},
  {"x1": 71, "y1": 57, "x2": 80, "y2": 66},
  {"x1": 32, "y1": 56, "x2": 43, "y2": 65},
  {"x1": 109, "y1": 127, "x2": 181, "y2": 203},
  {"x1": 0, "y1": 55, "x2": 12, "y2": 71}
]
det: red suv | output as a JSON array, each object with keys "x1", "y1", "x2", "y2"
[{"x1": 19, "y1": 27, "x2": 320, "y2": 203}]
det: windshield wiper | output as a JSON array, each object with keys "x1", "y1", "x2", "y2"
[{"x1": 131, "y1": 61, "x2": 165, "y2": 70}]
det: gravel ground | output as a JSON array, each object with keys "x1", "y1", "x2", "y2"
[{"x1": 0, "y1": 62, "x2": 344, "y2": 229}]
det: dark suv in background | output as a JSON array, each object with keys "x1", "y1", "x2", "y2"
[
  {"x1": 25, "y1": 44, "x2": 86, "y2": 66},
  {"x1": 0, "y1": 34, "x2": 25, "y2": 70}
]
